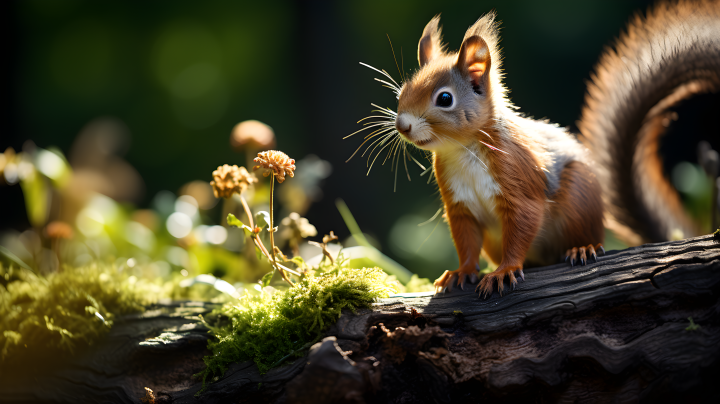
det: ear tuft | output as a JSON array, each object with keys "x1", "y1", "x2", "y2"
[
  {"x1": 418, "y1": 15, "x2": 446, "y2": 67},
  {"x1": 457, "y1": 36, "x2": 490, "y2": 90}
]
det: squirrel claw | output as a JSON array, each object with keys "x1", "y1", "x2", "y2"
[
  {"x1": 566, "y1": 244, "x2": 602, "y2": 267},
  {"x1": 476, "y1": 265, "x2": 522, "y2": 298},
  {"x1": 434, "y1": 267, "x2": 479, "y2": 294}
]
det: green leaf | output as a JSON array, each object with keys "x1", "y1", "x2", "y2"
[
  {"x1": 255, "y1": 211, "x2": 270, "y2": 230},
  {"x1": 256, "y1": 245, "x2": 264, "y2": 261},
  {"x1": 261, "y1": 271, "x2": 273, "y2": 287},
  {"x1": 227, "y1": 213, "x2": 244, "y2": 228},
  {"x1": 19, "y1": 169, "x2": 49, "y2": 228},
  {"x1": 0, "y1": 245, "x2": 34, "y2": 272},
  {"x1": 291, "y1": 256, "x2": 305, "y2": 267}
]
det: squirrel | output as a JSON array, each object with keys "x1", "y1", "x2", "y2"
[{"x1": 360, "y1": 0, "x2": 720, "y2": 297}]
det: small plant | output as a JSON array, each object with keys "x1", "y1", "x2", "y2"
[
  {"x1": 253, "y1": 150, "x2": 297, "y2": 283},
  {"x1": 211, "y1": 158, "x2": 300, "y2": 285},
  {"x1": 686, "y1": 317, "x2": 701, "y2": 331},
  {"x1": 195, "y1": 262, "x2": 396, "y2": 390}
]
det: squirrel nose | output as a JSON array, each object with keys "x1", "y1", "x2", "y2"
[{"x1": 396, "y1": 120, "x2": 412, "y2": 135}]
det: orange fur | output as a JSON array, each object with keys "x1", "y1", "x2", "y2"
[
  {"x1": 385, "y1": 2, "x2": 719, "y2": 296},
  {"x1": 395, "y1": 12, "x2": 606, "y2": 296}
]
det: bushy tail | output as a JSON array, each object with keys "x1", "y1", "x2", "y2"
[{"x1": 578, "y1": 0, "x2": 720, "y2": 244}]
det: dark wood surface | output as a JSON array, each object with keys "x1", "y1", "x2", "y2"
[{"x1": 1, "y1": 233, "x2": 719, "y2": 403}]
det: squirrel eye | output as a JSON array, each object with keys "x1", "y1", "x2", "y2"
[{"x1": 436, "y1": 92, "x2": 453, "y2": 107}]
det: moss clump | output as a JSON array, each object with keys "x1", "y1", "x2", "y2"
[
  {"x1": 197, "y1": 265, "x2": 396, "y2": 386},
  {"x1": 0, "y1": 263, "x2": 157, "y2": 362}
]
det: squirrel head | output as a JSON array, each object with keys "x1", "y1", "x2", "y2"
[{"x1": 395, "y1": 13, "x2": 507, "y2": 152}]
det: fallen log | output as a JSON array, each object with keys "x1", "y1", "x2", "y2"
[{"x1": 2, "y1": 233, "x2": 719, "y2": 403}]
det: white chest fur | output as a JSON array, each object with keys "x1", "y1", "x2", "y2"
[{"x1": 438, "y1": 145, "x2": 501, "y2": 225}]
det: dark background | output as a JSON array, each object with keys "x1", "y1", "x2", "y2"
[{"x1": 6, "y1": 0, "x2": 697, "y2": 277}]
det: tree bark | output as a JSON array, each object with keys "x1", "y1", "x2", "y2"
[{"x1": 2, "y1": 233, "x2": 719, "y2": 403}]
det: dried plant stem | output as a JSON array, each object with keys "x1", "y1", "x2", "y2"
[
  {"x1": 239, "y1": 191, "x2": 292, "y2": 285},
  {"x1": 239, "y1": 194, "x2": 254, "y2": 229},
  {"x1": 269, "y1": 175, "x2": 291, "y2": 284}
]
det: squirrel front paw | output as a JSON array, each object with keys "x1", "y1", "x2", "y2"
[
  {"x1": 476, "y1": 265, "x2": 524, "y2": 298},
  {"x1": 434, "y1": 266, "x2": 479, "y2": 293},
  {"x1": 564, "y1": 244, "x2": 605, "y2": 266}
]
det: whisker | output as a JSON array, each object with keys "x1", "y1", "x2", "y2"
[
  {"x1": 373, "y1": 78, "x2": 400, "y2": 92},
  {"x1": 362, "y1": 135, "x2": 396, "y2": 158},
  {"x1": 357, "y1": 115, "x2": 395, "y2": 123},
  {"x1": 418, "y1": 207, "x2": 443, "y2": 226},
  {"x1": 367, "y1": 136, "x2": 397, "y2": 174},
  {"x1": 402, "y1": 143, "x2": 412, "y2": 181},
  {"x1": 346, "y1": 128, "x2": 396, "y2": 162},
  {"x1": 364, "y1": 132, "x2": 395, "y2": 161},
  {"x1": 344, "y1": 121, "x2": 393, "y2": 139},
  {"x1": 359, "y1": 130, "x2": 396, "y2": 158},
  {"x1": 387, "y1": 34, "x2": 405, "y2": 84},
  {"x1": 394, "y1": 141, "x2": 401, "y2": 192},
  {"x1": 445, "y1": 137, "x2": 489, "y2": 171},
  {"x1": 384, "y1": 136, "x2": 402, "y2": 166},
  {"x1": 479, "y1": 140, "x2": 509, "y2": 154},
  {"x1": 478, "y1": 129, "x2": 493, "y2": 139},
  {"x1": 370, "y1": 104, "x2": 398, "y2": 117},
  {"x1": 401, "y1": 47, "x2": 404, "y2": 83},
  {"x1": 364, "y1": 125, "x2": 396, "y2": 140},
  {"x1": 408, "y1": 153, "x2": 427, "y2": 171},
  {"x1": 359, "y1": 62, "x2": 400, "y2": 89}
]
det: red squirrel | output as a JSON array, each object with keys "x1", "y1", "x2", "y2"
[{"x1": 356, "y1": 0, "x2": 720, "y2": 297}]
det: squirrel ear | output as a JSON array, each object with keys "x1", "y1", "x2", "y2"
[
  {"x1": 418, "y1": 15, "x2": 444, "y2": 67},
  {"x1": 456, "y1": 35, "x2": 490, "y2": 89}
]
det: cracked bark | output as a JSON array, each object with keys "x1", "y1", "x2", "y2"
[{"x1": 1, "y1": 234, "x2": 719, "y2": 403}]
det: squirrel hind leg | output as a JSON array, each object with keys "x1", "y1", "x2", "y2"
[{"x1": 564, "y1": 244, "x2": 604, "y2": 266}]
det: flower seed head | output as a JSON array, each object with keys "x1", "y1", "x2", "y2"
[
  {"x1": 46, "y1": 221, "x2": 74, "y2": 239},
  {"x1": 210, "y1": 164, "x2": 257, "y2": 199},
  {"x1": 253, "y1": 150, "x2": 296, "y2": 183},
  {"x1": 230, "y1": 120, "x2": 276, "y2": 151},
  {"x1": 322, "y1": 231, "x2": 338, "y2": 244},
  {"x1": 281, "y1": 212, "x2": 317, "y2": 240}
]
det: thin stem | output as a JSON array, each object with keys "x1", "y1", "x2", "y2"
[
  {"x1": 239, "y1": 194, "x2": 254, "y2": 229},
  {"x1": 268, "y1": 175, "x2": 292, "y2": 285},
  {"x1": 270, "y1": 175, "x2": 276, "y2": 267}
]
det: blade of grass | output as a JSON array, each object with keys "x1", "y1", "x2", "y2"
[
  {"x1": 335, "y1": 198, "x2": 412, "y2": 284},
  {"x1": 0, "y1": 245, "x2": 34, "y2": 272}
]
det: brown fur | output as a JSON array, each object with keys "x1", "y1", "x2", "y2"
[
  {"x1": 579, "y1": 0, "x2": 720, "y2": 243},
  {"x1": 397, "y1": 12, "x2": 605, "y2": 296},
  {"x1": 391, "y1": 1, "x2": 719, "y2": 296}
]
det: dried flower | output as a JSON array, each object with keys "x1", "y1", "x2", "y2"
[
  {"x1": 309, "y1": 230, "x2": 340, "y2": 265},
  {"x1": 322, "y1": 231, "x2": 338, "y2": 244},
  {"x1": 230, "y1": 120, "x2": 276, "y2": 152},
  {"x1": 140, "y1": 387, "x2": 156, "y2": 404},
  {"x1": 45, "y1": 221, "x2": 74, "y2": 239},
  {"x1": 253, "y1": 150, "x2": 296, "y2": 183},
  {"x1": 210, "y1": 165, "x2": 257, "y2": 199},
  {"x1": 281, "y1": 212, "x2": 318, "y2": 240}
]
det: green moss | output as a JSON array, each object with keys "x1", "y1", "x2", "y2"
[
  {"x1": 0, "y1": 263, "x2": 157, "y2": 362},
  {"x1": 196, "y1": 265, "x2": 397, "y2": 387},
  {"x1": 402, "y1": 274, "x2": 435, "y2": 293}
]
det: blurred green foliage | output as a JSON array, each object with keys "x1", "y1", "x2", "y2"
[{"x1": 6, "y1": 0, "x2": 657, "y2": 278}]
